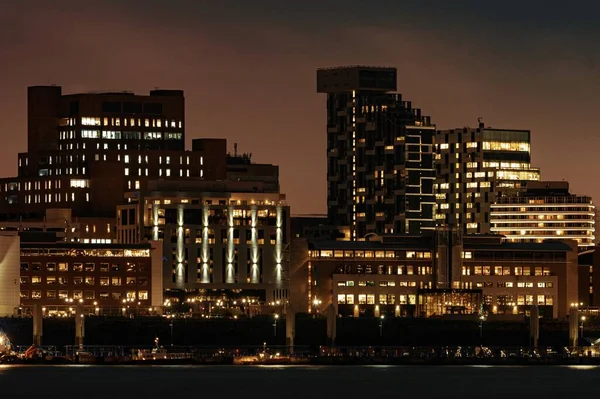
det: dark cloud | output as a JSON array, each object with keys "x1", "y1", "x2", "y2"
[{"x1": 0, "y1": 1, "x2": 599, "y2": 214}]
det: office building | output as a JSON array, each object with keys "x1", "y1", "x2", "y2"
[
  {"x1": 0, "y1": 208, "x2": 115, "y2": 243},
  {"x1": 491, "y1": 181, "x2": 595, "y2": 251},
  {"x1": 116, "y1": 180, "x2": 290, "y2": 305},
  {"x1": 290, "y1": 234, "x2": 578, "y2": 319},
  {"x1": 434, "y1": 121, "x2": 541, "y2": 234},
  {"x1": 18, "y1": 240, "x2": 163, "y2": 315},
  {"x1": 0, "y1": 86, "x2": 227, "y2": 220},
  {"x1": 317, "y1": 66, "x2": 436, "y2": 240}
]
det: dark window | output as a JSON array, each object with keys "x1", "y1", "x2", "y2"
[
  {"x1": 123, "y1": 102, "x2": 142, "y2": 114},
  {"x1": 102, "y1": 102, "x2": 122, "y2": 113},
  {"x1": 69, "y1": 101, "x2": 79, "y2": 116},
  {"x1": 143, "y1": 103, "x2": 163, "y2": 114}
]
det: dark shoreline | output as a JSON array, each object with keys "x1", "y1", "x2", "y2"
[{"x1": 4, "y1": 356, "x2": 600, "y2": 367}]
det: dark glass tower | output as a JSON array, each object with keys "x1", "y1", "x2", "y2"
[{"x1": 317, "y1": 66, "x2": 436, "y2": 240}]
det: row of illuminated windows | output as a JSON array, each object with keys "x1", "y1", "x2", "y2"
[
  {"x1": 151, "y1": 199, "x2": 281, "y2": 206},
  {"x1": 20, "y1": 181, "x2": 64, "y2": 191},
  {"x1": 312, "y1": 250, "x2": 432, "y2": 259},
  {"x1": 81, "y1": 117, "x2": 181, "y2": 129},
  {"x1": 21, "y1": 290, "x2": 149, "y2": 301},
  {"x1": 24, "y1": 192, "x2": 88, "y2": 204},
  {"x1": 473, "y1": 281, "x2": 553, "y2": 288},
  {"x1": 80, "y1": 130, "x2": 182, "y2": 141},
  {"x1": 20, "y1": 262, "x2": 147, "y2": 272},
  {"x1": 336, "y1": 265, "x2": 432, "y2": 275},
  {"x1": 462, "y1": 266, "x2": 551, "y2": 276},
  {"x1": 21, "y1": 276, "x2": 147, "y2": 286},
  {"x1": 125, "y1": 168, "x2": 200, "y2": 178},
  {"x1": 337, "y1": 280, "x2": 419, "y2": 287},
  {"x1": 337, "y1": 294, "x2": 417, "y2": 305},
  {"x1": 438, "y1": 182, "x2": 492, "y2": 191},
  {"x1": 492, "y1": 294, "x2": 553, "y2": 306},
  {"x1": 482, "y1": 141, "x2": 530, "y2": 152}
]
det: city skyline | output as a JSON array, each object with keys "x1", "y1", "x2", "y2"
[{"x1": 2, "y1": 1, "x2": 600, "y2": 214}]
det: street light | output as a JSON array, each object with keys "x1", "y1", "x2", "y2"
[
  {"x1": 273, "y1": 313, "x2": 279, "y2": 337},
  {"x1": 581, "y1": 316, "x2": 586, "y2": 340},
  {"x1": 479, "y1": 315, "x2": 486, "y2": 343},
  {"x1": 379, "y1": 315, "x2": 385, "y2": 337},
  {"x1": 169, "y1": 316, "x2": 175, "y2": 348}
]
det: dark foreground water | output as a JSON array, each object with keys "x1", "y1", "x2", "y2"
[{"x1": 1, "y1": 365, "x2": 599, "y2": 398}]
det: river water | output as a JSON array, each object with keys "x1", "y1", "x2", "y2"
[{"x1": 0, "y1": 364, "x2": 597, "y2": 398}]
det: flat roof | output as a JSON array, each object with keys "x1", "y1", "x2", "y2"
[
  {"x1": 308, "y1": 240, "x2": 432, "y2": 251},
  {"x1": 20, "y1": 243, "x2": 151, "y2": 250},
  {"x1": 465, "y1": 241, "x2": 574, "y2": 252}
]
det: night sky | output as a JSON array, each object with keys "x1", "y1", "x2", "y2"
[{"x1": 1, "y1": 1, "x2": 600, "y2": 214}]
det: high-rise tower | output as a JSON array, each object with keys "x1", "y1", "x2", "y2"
[{"x1": 317, "y1": 66, "x2": 435, "y2": 240}]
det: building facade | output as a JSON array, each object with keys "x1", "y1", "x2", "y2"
[
  {"x1": 117, "y1": 185, "x2": 290, "y2": 304},
  {"x1": 317, "y1": 66, "x2": 436, "y2": 239},
  {"x1": 491, "y1": 181, "x2": 595, "y2": 251},
  {"x1": 434, "y1": 122, "x2": 541, "y2": 234},
  {"x1": 0, "y1": 86, "x2": 228, "y2": 220},
  {"x1": 290, "y1": 234, "x2": 578, "y2": 319},
  {"x1": 0, "y1": 234, "x2": 20, "y2": 316},
  {"x1": 18, "y1": 241, "x2": 163, "y2": 314}
]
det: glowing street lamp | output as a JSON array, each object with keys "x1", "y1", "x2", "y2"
[{"x1": 273, "y1": 313, "x2": 280, "y2": 337}]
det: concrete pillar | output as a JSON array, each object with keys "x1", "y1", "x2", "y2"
[
  {"x1": 529, "y1": 305, "x2": 539, "y2": 348},
  {"x1": 32, "y1": 303, "x2": 43, "y2": 346},
  {"x1": 326, "y1": 304, "x2": 336, "y2": 347},
  {"x1": 285, "y1": 310, "x2": 295, "y2": 354},
  {"x1": 568, "y1": 306, "x2": 579, "y2": 348},
  {"x1": 75, "y1": 304, "x2": 85, "y2": 350}
]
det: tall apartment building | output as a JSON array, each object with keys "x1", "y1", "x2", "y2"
[
  {"x1": 434, "y1": 121, "x2": 541, "y2": 234},
  {"x1": 317, "y1": 66, "x2": 436, "y2": 240},
  {"x1": 491, "y1": 181, "x2": 595, "y2": 251},
  {"x1": 116, "y1": 179, "x2": 290, "y2": 303},
  {"x1": 0, "y1": 86, "x2": 227, "y2": 221}
]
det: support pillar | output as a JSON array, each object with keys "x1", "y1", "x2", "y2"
[
  {"x1": 32, "y1": 303, "x2": 43, "y2": 347},
  {"x1": 326, "y1": 304, "x2": 336, "y2": 347},
  {"x1": 568, "y1": 306, "x2": 579, "y2": 348},
  {"x1": 529, "y1": 305, "x2": 539, "y2": 348},
  {"x1": 285, "y1": 309, "x2": 295, "y2": 355},
  {"x1": 75, "y1": 304, "x2": 85, "y2": 350}
]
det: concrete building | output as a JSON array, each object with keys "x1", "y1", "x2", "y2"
[
  {"x1": 0, "y1": 208, "x2": 115, "y2": 243},
  {"x1": 18, "y1": 240, "x2": 163, "y2": 315},
  {"x1": 0, "y1": 234, "x2": 21, "y2": 316},
  {"x1": 0, "y1": 86, "x2": 227, "y2": 220},
  {"x1": 491, "y1": 181, "x2": 595, "y2": 252},
  {"x1": 290, "y1": 233, "x2": 578, "y2": 319},
  {"x1": 317, "y1": 66, "x2": 436, "y2": 239},
  {"x1": 116, "y1": 181, "x2": 290, "y2": 305},
  {"x1": 434, "y1": 121, "x2": 541, "y2": 234}
]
